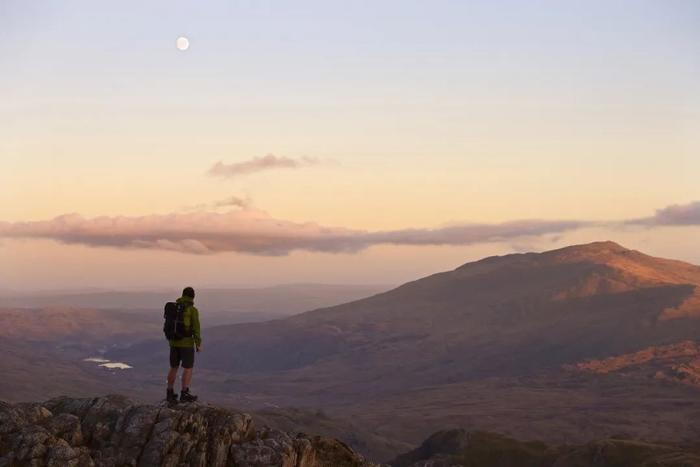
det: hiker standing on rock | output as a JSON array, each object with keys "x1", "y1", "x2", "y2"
[{"x1": 164, "y1": 286, "x2": 202, "y2": 403}]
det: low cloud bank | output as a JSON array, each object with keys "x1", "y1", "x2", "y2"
[
  {"x1": 1, "y1": 201, "x2": 696, "y2": 256},
  {"x1": 208, "y1": 155, "x2": 319, "y2": 178},
  {"x1": 0, "y1": 211, "x2": 585, "y2": 256},
  {"x1": 366, "y1": 220, "x2": 588, "y2": 246}
]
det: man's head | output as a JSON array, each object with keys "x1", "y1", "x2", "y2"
[{"x1": 182, "y1": 287, "x2": 195, "y2": 299}]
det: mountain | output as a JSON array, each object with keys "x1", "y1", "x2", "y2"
[
  {"x1": 99, "y1": 241, "x2": 700, "y2": 459},
  {"x1": 119, "y1": 241, "x2": 700, "y2": 385},
  {"x1": 0, "y1": 395, "x2": 376, "y2": 467}
]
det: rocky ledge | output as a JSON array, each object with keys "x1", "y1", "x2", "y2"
[{"x1": 0, "y1": 395, "x2": 376, "y2": 467}]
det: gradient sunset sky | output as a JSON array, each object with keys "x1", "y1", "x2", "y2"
[{"x1": 2, "y1": 0, "x2": 699, "y2": 290}]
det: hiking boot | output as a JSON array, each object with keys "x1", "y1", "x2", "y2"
[
  {"x1": 166, "y1": 389, "x2": 178, "y2": 404},
  {"x1": 180, "y1": 388, "x2": 198, "y2": 403}
]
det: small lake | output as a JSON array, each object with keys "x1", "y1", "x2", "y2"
[{"x1": 83, "y1": 357, "x2": 133, "y2": 370}]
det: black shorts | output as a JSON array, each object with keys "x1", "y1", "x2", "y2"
[{"x1": 170, "y1": 346, "x2": 195, "y2": 369}]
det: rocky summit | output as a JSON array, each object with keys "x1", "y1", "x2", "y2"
[{"x1": 0, "y1": 395, "x2": 376, "y2": 467}]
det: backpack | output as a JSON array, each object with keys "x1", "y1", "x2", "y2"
[{"x1": 163, "y1": 301, "x2": 192, "y2": 340}]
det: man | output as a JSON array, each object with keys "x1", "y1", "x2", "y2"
[{"x1": 166, "y1": 286, "x2": 202, "y2": 403}]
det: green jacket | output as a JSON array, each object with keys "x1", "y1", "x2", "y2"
[{"x1": 169, "y1": 296, "x2": 202, "y2": 348}]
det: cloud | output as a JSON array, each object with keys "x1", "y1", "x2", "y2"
[
  {"x1": 0, "y1": 211, "x2": 587, "y2": 256},
  {"x1": 182, "y1": 195, "x2": 252, "y2": 212},
  {"x1": 2, "y1": 201, "x2": 697, "y2": 256},
  {"x1": 629, "y1": 201, "x2": 700, "y2": 226},
  {"x1": 208, "y1": 154, "x2": 320, "y2": 178},
  {"x1": 213, "y1": 195, "x2": 251, "y2": 209},
  {"x1": 369, "y1": 220, "x2": 589, "y2": 246}
]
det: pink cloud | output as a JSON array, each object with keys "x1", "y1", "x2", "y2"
[{"x1": 0, "y1": 210, "x2": 585, "y2": 256}]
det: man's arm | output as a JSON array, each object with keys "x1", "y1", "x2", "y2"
[{"x1": 192, "y1": 306, "x2": 202, "y2": 350}]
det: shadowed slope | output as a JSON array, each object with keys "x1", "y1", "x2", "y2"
[{"x1": 391, "y1": 429, "x2": 700, "y2": 467}]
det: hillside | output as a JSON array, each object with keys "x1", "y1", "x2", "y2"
[{"x1": 392, "y1": 429, "x2": 700, "y2": 467}]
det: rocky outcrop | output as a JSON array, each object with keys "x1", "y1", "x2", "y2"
[
  {"x1": 573, "y1": 340, "x2": 700, "y2": 374},
  {"x1": 572, "y1": 340, "x2": 700, "y2": 390},
  {"x1": 390, "y1": 429, "x2": 700, "y2": 467},
  {"x1": 0, "y1": 395, "x2": 376, "y2": 467}
]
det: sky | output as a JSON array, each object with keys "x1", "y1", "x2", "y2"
[{"x1": 1, "y1": 0, "x2": 699, "y2": 291}]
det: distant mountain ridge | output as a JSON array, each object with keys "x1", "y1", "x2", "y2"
[{"x1": 0, "y1": 284, "x2": 388, "y2": 315}]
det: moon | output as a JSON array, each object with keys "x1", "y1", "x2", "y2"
[{"x1": 176, "y1": 36, "x2": 190, "y2": 51}]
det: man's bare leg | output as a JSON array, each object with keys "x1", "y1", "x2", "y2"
[
  {"x1": 182, "y1": 367, "x2": 193, "y2": 390},
  {"x1": 167, "y1": 367, "x2": 178, "y2": 389}
]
